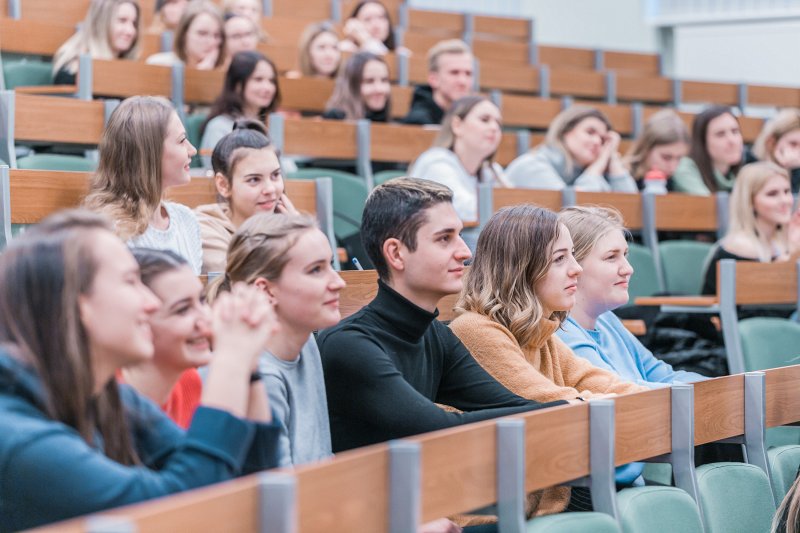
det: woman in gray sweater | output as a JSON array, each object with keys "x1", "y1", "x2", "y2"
[{"x1": 506, "y1": 105, "x2": 637, "y2": 192}]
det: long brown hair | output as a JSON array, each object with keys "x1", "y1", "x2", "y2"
[
  {"x1": 84, "y1": 96, "x2": 174, "y2": 240},
  {"x1": 173, "y1": 0, "x2": 226, "y2": 68},
  {"x1": 624, "y1": 109, "x2": 690, "y2": 180},
  {"x1": 457, "y1": 204, "x2": 565, "y2": 347},
  {"x1": 689, "y1": 106, "x2": 743, "y2": 193},
  {"x1": 0, "y1": 210, "x2": 139, "y2": 465}
]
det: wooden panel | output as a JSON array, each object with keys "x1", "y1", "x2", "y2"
[
  {"x1": 277, "y1": 76, "x2": 334, "y2": 113},
  {"x1": 694, "y1": 374, "x2": 744, "y2": 445},
  {"x1": 14, "y1": 94, "x2": 105, "y2": 145},
  {"x1": 140, "y1": 32, "x2": 162, "y2": 58},
  {"x1": 92, "y1": 59, "x2": 172, "y2": 98},
  {"x1": 412, "y1": 421, "x2": 498, "y2": 522},
  {"x1": 496, "y1": 132, "x2": 517, "y2": 166},
  {"x1": 492, "y1": 188, "x2": 562, "y2": 212},
  {"x1": 261, "y1": 16, "x2": 340, "y2": 46},
  {"x1": 634, "y1": 295, "x2": 717, "y2": 307},
  {"x1": 733, "y1": 260, "x2": 797, "y2": 305},
  {"x1": 184, "y1": 68, "x2": 225, "y2": 105},
  {"x1": 738, "y1": 115, "x2": 764, "y2": 144},
  {"x1": 9, "y1": 170, "x2": 89, "y2": 223},
  {"x1": 474, "y1": 15, "x2": 531, "y2": 42},
  {"x1": 577, "y1": 101, "x2": 634, "y2": 135},
  {"x1": 296, "y1": 446, "x2": 390, "y2": 533},
  {"x1": 258, "y1": 42, "x2": 299, "y2": 73},
  {"x1": 479, "y1": 62, "x2": 539, "y2": 93},
  {"x1": 549, "y1": 68, "x2": 606, "y2": 99},
  {"x1": 603, "y1": 51, "x2": 660, "y2": 75},
  {"x1": 643, "y1": 106, "x2": 694, "y2": 130},
  {"x1": 765, "y1": 365, "x2": 800, "y2": 428},
  {"x1": 408, "y1": 56, "x2": 429, "y2": 85},
  {"x1": 403, "y1": 31, "x2": 446, "y2": 57},
  {"x1": 574, "y1": 191, "x2": 643, "y2": 229},
  {"x1": 370, "y1": 122, "x2": 436, "y2": 164},
  {"x1": 13, "y1": 85, "x2": 77, "y2": 95},
  {"x1": 654, "y1": 193, "x2": 717, "y2": 231},
  {"x1": 407, "y1": 9, "x2": 463, "y2": 34},
  {"x1": 615, "y1": 388, "x2": 671, "y2": 464},
  {"x1": 282, "y1": 118, "x2": 357, "y2": 159},
  {"x1": 681, "y1": 80, "x2": 739, "y2": 106},
  {"x1": 272, "y1": 0, "x2": 330, "y2": 19},
  {"x1": 19, "y1": 0, "x2": 89, "y2": 25},
  {"x1": 473, "y1": 39, "x2": 530, "y2": 65},
  {"x1": 500, "y1": 95, "x2": 561, "y2": 129},
  {"x1": 0, "y1": 18, "x2": 75, "y2": 55},
  {"x1": 538, "y1": 46, "x2": 595, "y2": 70},
  {"x1": 391, "y1": 85, "x2": 413, "y2": 119},
  {"x1": 748, "y1": 85, "x2": 800, "y2": 108},
  {"x1": 616, "y1": 74, "x2": 673, "y2": 104},
  {"x1": 524, "y1": 403, "x2": 590, "y2": 490},
  {"x1": 339, "y1": 269, "x2": 460, "y2": 321}
]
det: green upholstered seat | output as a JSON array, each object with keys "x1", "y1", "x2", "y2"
[
  {"x1": 16, "y1": 153, "x2": 96, "y2": 172},
  {"x1": 696, "y1": 462, "x2": 776, "y2": 533},
  {"x1": 616, "y1": 486, "x2": 703, "y2": 533},
  {"x1": 626, "y1": 243, "x2": 661, "y2": 302},
  {"x1": 659, "y1": 240, "x2": 713, "y2": 295},
  {"x1": 287, "y1": 168, "x2": 367, "y2": 240},
  {"x1": 527, "y1": 511, "x2": 620, "y2": 532},
  {"x1": 768, "y1": 445, "x2": 800, "y2": 501}
]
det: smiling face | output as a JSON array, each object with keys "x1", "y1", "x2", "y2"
[
  {"x1": 148, "y1": 265, "x2": 212, "y2": 371},
  {"x1": 217, "y1": 147, "x2": 283, "y2": 228},
  {"x1": 534, "y1": 224, "x2": 583, "y2": 317},
  {"x1": 574, "y1": 229, "x2": 633, "y2": 316},
  {"x1": 430, "y1": 52, "x2": 474, "y2": 107},
  {"x1": 241, "y1": 60, "x2": 277, "y2": 114},
  {"x1": 753, "y1": 174, "x2": 793, "y2": 228},
  {"x1": 160, "y1": 112, "x2": 197, "y2": 191},
  {"x1": 452, "y1": 100, "x2": 502, "y2": 161},
  {"x1": 706, "y1": 112, "x2": 743, "y2": 170},
  {"x1": 109, "y1": 2, "x2": 138, "y2": 55},
  {"x1": 309, "y1": 31, "x2": 340, "y2": 77},
  {"x1": 644, "y1": 141, "x2": 689, "y2": 178},
  {"x1": 79, "y1": 231, "x2": 161, "y2": 373},
  {"x1": 563, "y1": 117, "x2": 609, "y2": 167},
  {"x1": 356, "y1": 2, "x2": 390, "y2": 42},
  {"x1": 360, "y1": 59, "x2": 390, "y2": 112},
  {"x1": 262, "y1": 228, "x2": 345, "y2": 334}
]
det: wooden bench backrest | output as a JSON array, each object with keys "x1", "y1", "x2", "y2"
[
  {"x1": 283, "y1": 118, "x2": 359, "y2": 159},
  {"x1": 184, "y1": 68, "x2": 224, "y2": 105},
  {"x1": 12, "y1": 93, "x2": 105, "y2": 145},
  {"x1": 574, "y1": 191, "x2": 643, "y2": 229},
  {"x1": 473, "y1": 14, "x2": 531, "y2": 43},
  {"x1": 616, "y1": 74, "x2": 673, "y2": 104},
  {"x1": 338, "y1": 269, "x2": 460, "y2": 321},
  {"x1": 17, "y1": 0, "x2": 88, "y2": 24},
  {"x1": 0, "y1": 17, "x2": 75, "y2": 55},
  {"x1": 717, "y1": 259, "x2": 799, "y2": 306},
  {"x1": 492, "y1": 188, "x2": 562, "y2": 213},
  {"x1": 277, "y1": 77, "x2": 411, "y2": 119},
  {"x1": 524, "y1": 402, "x2": 590, "y2": 490},
  {"x1": 8, "y1": 169, "x2": 90, "y2": 223},
  {"x1": 748, "y1": 85, "x2": 800, "y2": 108},
  {"x1": 681, "y1": 80, "x2": 739, "y2": 106},
  {"x1": 614, "y1": 388, "x2": 672, "y2": 463},
  {"x1": 406, "y1": 8, "x2": 463, "y2": 35},
  {"x1": 693, "y1": 374, "x2": 745, "y2": 445},
  {"x1": 653, "y1": 193, "x2": 718, "y2": 232},
  {"x1": 91, "y1": 59, "x2": 172, "y2": 98},
  {"x1": 538, "y1": 46, "x2": 595, "y2": 70},
  {"x1": 260, "y1": 15, "x2": 341, "y2": 46},
  {"x1": 500, "y1": 94, "x2": 562, "y2": 129},
  {"x1": 576, "y1": 100, "x2": 634, "y2": 135},
  {"x1": 549, "y1": 68, "x2": 607, "y2": 100},
  {"x1": 604, "y1": 51, "x2": 660, "y2": 75},
  {"x1": 478, "y1": 62, "x2": 539, "y2": 93},
  {"x1": 765, "y1": 365, "x2": 800, "y2": 428}
]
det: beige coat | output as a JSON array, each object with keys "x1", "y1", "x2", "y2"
[{"x1": 195, "y1": 203, "x2": 235, "y2": 275}]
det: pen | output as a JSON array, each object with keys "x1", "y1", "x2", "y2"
[{"x1": 351, "y1": 257, "x2": 364, "y2": 270}]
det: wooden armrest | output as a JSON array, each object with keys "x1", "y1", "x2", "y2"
[
  {"x1": 621, "y1": 319, "x2": 646, "y2": 336},
  {"x1": 633, "y1": 296, "x2": 718, "y2": 307},
  {"x1": 14, "y1": 85, "x2": 77, "y2": 95}
]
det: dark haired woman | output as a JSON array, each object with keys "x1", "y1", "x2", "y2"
[
  {"x1": 200, "y1": 50, "x2": 281, "y2": 167},
  {"x1": 340, "y1": 0, "x2": 396, "y2": 55},
  {"x1": 195, "y1": 120, "x2": 296, "y2": 274},
  {"x1": 672, "y1": 105, "x2": 744, "y2": 195},
  {"x1": 322, "y1": 51, "x2": 391, "y2": 121}
]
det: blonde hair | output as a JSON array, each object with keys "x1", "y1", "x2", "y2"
[
  {"x1": 173, "y1": 0, "x2": 226, "y2": 68},
  {"x1": 206, "y1": 212, "x2": 318, "y2": 302},
  {"x1": 753, "y1": 108, "x2": 800, "y2": 164},
  {"x1": 624, "y1": 110, "x2": 690, "y2": 180},
  {"x1": 427, "y1": 39, "x2": 471, "y2": 72},
  {"x1": 53, "y1": 0, "x2": 142, "y2": 76},
  {"x1": 542, "y1": 105, "x2": 612, "y2": 176},
  {"x1": 84, "y1": 96, "x2": 175, "y2": 240},
  {"x1": 457, "y1": 204, "x2": 565, "y2": 347},
  {"x1": 298, "y1": 22, "x2": 340, "y2": 78},
  {"x1": 726, "y1": 161, "x2": 791, "y2": 262},
  {"x1": 774, "y1": 476, "x2": 800, "y2": 532},
  {"x1": 558, "y1": 206, "x2": 628, "y2": 264}
]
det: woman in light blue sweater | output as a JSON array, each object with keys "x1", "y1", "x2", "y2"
[{"x1": 556, "y1": 206, "x2": 706, "y2": 386}]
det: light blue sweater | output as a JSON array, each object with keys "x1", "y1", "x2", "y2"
[{"x1": 557, "y1": 312, "x2": 707, "y2": 387}]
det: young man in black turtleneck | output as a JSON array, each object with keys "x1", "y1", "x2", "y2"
[{"x1": 318, "y1": 177, "x2": 565, "y2": 453}]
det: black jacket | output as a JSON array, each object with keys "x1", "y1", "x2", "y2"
[{"x1": 402, "y1": 85, "x2": 445, "y2": 125}]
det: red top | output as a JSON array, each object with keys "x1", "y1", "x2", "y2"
[{"x1": 162, "y1": 369, "x2": 203, "y2": 429}]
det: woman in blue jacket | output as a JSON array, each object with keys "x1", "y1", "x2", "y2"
[{"x1": 0, "y1": 210, "x2": 282, "y2": 532}]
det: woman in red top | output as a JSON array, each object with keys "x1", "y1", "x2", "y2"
[{"x1": 121, "y1": 248, "x2": 211, "y2": 427}]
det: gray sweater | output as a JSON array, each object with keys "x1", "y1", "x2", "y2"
[
  {"x1": 259, "y1": 335, "x2": 332, "y2": 467},
  {"x1": 505, "y1": 144, "x2": 638, "y2": 192}
]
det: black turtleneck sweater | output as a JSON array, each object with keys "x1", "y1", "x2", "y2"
[{"x1": 318, "y1": 281, "x2": 566, "y2": 452}]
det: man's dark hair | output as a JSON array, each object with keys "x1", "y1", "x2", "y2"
[{"x1": 361, "y1": 177, "x2": 453, "y2": 280}]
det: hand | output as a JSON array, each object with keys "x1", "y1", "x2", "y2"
[
  {"x1": 212, "y1": 282, "x2": 279, "y2": 370},
  {"x1": 275, "y1": 193, "x2": 298, "y2": 215},
  {"x1": 586, "y1": 131, "x2": 621, "y2": 176},
  {"x1": 344, "y1": 18, "x2": 371, "y2": 45},
  {"x1": 196, "y1": 47, "x2": 219, "y2": 70},
  {"x1": 418, "y1": 519, "x2": 463, "y2": 533},
  {"x1": 775, "y1": 144, "x2": 800, "y2": 170}
]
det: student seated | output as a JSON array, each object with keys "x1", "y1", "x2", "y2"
[
  {"x1": 623, "y1": 109, "x2": 690, "y2": 190},
  {"x1": 404, "y1": 39, "x2": 474, "y2": 126},
  {"x1": 323, "y1": 52, "x2": 391, "y2": 121},
  {"x1": 700, "y1": 161, "x2": 800, "y2": 295},
  {"x1": 224, "y1": 14, "x2": 260, "y2": 59},
  {"x1": 149, "y1": 0, "x2": 188, "y2": 33},
  {"x1": 753, "y1": 108, "x2": 800, "y2": 192},
  {"x1": 408, "y1": 95, "x2": 506, "y2": 226},
  {"x1": 122, "y1": 249, "x2": 210, "y2": 428},
  {"x1": 317, "y1": 178, "x2": 564, "y2": 454},
  {"x1": 222, "y1": 0, "x2": 262, "y2": 26},
  {"x1": 206, "y1": 213, "x2": 342, "y2": 466},
  {"x1": 84, "y1": 96, "x2": 203, "y2": 274},
  {"x1": 340, "y1": 0, "x2": 399, "y2": 56},
  {"x1": 294, "y1": 22, "x2": 342, "y2": 79},
  {"x1": 196, "y1": 120, "x2": 296, "y2": 274},
  {"x1": 53, "y1": 0, "x2": 141, "y2": 85},
  {"x1": 200, "y1": 51, "x2": 281, "y2": 167},
  {"x1": 0, "y1": 210, "x2": 281, "y2": 532},
  {"x1": 505, "y1": 105, "x2": 637, "y2": 192},
  {"x1": 671, "y1": 106, "x2": 744, "y2": 195},
  {"x1": 556, "y1": 206, "x2": 707, "y2": 385},
  {"x1": 147, "y1": 0, "x2": 226, "y2": 70}
]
